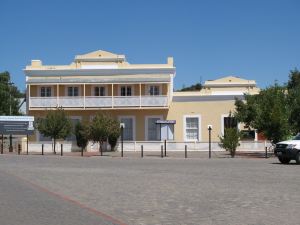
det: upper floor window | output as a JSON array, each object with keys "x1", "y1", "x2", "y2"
[
  {"x1": 40, "y1": 87, "x2": 51, "y2": 97},
  {"x1": 67, "y1": 87, "x2": 79, "y2": 96},
  {"x1": 94, "y1": 86, "x2": 106, "y2": 96},
  {"x1": 120, "y1": 86, "x2": 132, "y2": 96},
  {"x1": 149, "y1": 85, "x2": 160, "y2": 96}
]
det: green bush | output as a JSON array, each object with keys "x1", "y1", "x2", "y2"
[{"x1": 219, "y1": 128, "x2": 241, "y2": 158}]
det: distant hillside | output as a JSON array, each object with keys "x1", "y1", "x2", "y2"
[{"x1": 178, "y1": 83, "x2": 202, "y2": 91}]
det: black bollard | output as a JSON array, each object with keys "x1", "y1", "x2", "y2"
[
  {"x1": 81, "y1": 147, "x2": 83, "y2": 157},
  {"x1": 185, "y1": 145, "x2": 187, "y2": 158},
  {"x1": 161, "y1": 145, "x2": 163, "y2": 158},
  {"x1": 265, "y1": 146, "x2": 268, "y2": 158},
  {"x1": 61, "y1": 144, "x2": 63, "y2": 156},
  {"x1": 164, "y1": 140, "x2": 167, "y2": 157},
  {"x1": 26, "y1": 134, "x2": 29, "y2": 155},
  {"x1": 42, "y1": 144, "x2": 44, "y2": 155},
  {"x1": 141, "y1": 145, "x2": 143, "y2": 158},
  {"x1": 1, "y1": 134, "x2": 3, "y2": 154},
  {"x1": 18, "y1": 144, "x2": 21, "y2": 155}
]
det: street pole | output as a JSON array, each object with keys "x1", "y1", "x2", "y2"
[
  {"x1": 208, "y1": 126, "x2": 212, "y2": 159},
  {"x1": 120, "y1": 123, "x2": 125, "y2": 158},
  {"x1": 9, "y1": 82, "x2": 14, "y2": 153}
]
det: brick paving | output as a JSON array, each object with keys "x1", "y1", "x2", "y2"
[{"x1": 0, "y1": 154, "x2": 298, "y2": 225}]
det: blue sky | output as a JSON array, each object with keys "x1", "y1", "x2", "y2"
[{"x1": 0, "y1": 0, "x2": 299, "y2": 92}]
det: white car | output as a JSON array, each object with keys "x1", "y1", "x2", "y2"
[{"x1": 274, "y1": 134, "x2": 300, "y2": 164}]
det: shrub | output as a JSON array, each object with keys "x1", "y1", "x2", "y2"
[{"x1": 219, "y1": 128, "x2": 241, "y2": 158}]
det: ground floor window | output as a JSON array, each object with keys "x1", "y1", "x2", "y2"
[
  {"x1": 184, "y1": 116, "x2": 200, "y2": 141},
  {"x1": 146, "y1": 117, "x2": 161, "y2": 141},
  {"x1": 66, "y1": 117, "x2": 81, "y2": 141},
  {"x1": 120, "y1": 117, "x2": 134, "y2": 141}
]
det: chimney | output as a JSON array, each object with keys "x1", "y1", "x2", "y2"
[
  {"x1": 167, "y1": 57, "x2": 174, "y2": 66},
  {"x1": 31, "y1": 60, "x2": 42, "y2": 67}
]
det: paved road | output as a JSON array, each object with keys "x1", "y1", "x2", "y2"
[{"x1": 0, "y1": 155, "x2": 299, "y2": 225}]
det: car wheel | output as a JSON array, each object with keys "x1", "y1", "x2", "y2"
[
  {"x1": 278, "y1": 157, "x2": 290, "y2": 164},
  {"x1": 295, "y1": 152, "x2": 300, "y2": 164}
]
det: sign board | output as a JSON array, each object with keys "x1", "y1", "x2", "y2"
[
  {"x1": 155, "y1": 120, "x2": 176, "y2": 124},
  {"x1": 0, "y1": 116, "x2": 34, "y2": 135}
]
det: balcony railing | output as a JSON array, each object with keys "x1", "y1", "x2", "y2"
[{"x1": 29, "y1": 96, "x2": 169, "y2": 108}]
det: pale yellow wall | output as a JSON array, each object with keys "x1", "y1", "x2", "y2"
[
  {"x1": 166, "y1": 100, "x2": 236, "y2": 142},
  {"x1": 29, "y1": 109, "x2": 168, "y2": 142},
  {"x1": 29, "y1": 85, "x2": 37, "y2": 97}
]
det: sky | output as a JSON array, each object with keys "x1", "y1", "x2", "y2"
[{"x1": 0, "y1": 0, "x2": 299, "y2": 92}]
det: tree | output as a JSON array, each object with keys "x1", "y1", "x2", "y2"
[
  {"x1": 235, "y1": 84, "x2": 291, "y2": 144},
  {"x1": 107, "y1": 117, "x2": 121, "y2": 151},
  {"x1": 0, "y1": 71, "x2": 24, "y2": 115},
  {"x1": 219, "y1": 128, "x2": 241, "y2": 158},
  {"x1": 178, "y1": 83, "x2": 202, "y2": 91},
  {"x1": 75, "y1": 121, "x2": 89, "y2": 156},
  {"x1": 89, "y1": 113, "x2": 120, "y2": 155},
  {"x1": 36, "y1": 108, "x2": 72, "y2": 154},
  {"x1": 287, "y1": 69, "x2": 300, "y2": 133}
]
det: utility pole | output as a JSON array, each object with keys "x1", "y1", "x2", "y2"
[{"x1": 9, "y1": 82, "x2": 14, "y2": 152}]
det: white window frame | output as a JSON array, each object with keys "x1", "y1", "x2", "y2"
[
  {"x1": 118, "y1": 115, "x2": 136, "y2": 141},
  {"x1": 118, "y1": 85, "x2": 134, "y2": 96},
  {"x1": 91, "y1": 85, "x2": 107, "y2": 96},
  {"x1": 145, "y1": 115, "x2": 163, "y2": 141},
  {"x1": 65, "y1": 85, "x2": 81, "y2": 96},
  {"x1": 183, "y1": 115, "x2": 201, "y2": 141},
  {"x1": 38, "y1": 86, "x2": 53, "y2": 97},
  {"x1": 145, "y1": 84, "x2": 162, "y2": 96}
]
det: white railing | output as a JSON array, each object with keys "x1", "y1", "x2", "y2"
[
  {"x1": 85, "y1": 96, "x2": 112, "y2": 108},
  {"x1": 59, "y1": 97, "x2": 84, "y2": 107},
  {"x1": 29, "y1": 96, "x2": 169, "y2": 108},
  {"x1": 141, "y1": 96, "x2": 168, "y2": 107},
  {"x1": 114, "y1": 96, "x2": 140, "y2": 107},
  {"x1": 30, "y1": 97, "x2": 58, "y2": 108}
]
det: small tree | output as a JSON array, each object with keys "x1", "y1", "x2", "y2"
[
  {"x1": 219, "y1": 128, "x2": 241, "y2": 158},
  {"x1": 89, "y1": 113, "x2": 120, "y2": 155},
  {"x1": 107, "y1": 117, "x2": 121, "y2": 151},
  {"x1": 37, "y1": 108, "x2": 72, "y2": 154},
  {"x1": 75, "y1": 121, "x2": 89, "y2": 155}
]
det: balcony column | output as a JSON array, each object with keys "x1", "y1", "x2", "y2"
[
  {"x1": 83, "y1": 83, "x2": 86, "y2": 109},
  {"x1": 56, "y1": 84, "x2": 59, "y2": 107},
  {"x1": 28, "y1": 84, "x2": 31, "y2": 108},
  {"x1": 139, "y1": 83, "x2": 142, "y2": 108},
  {"x1": 112, "y1": 84, "x2": 114, "y2": 108}
]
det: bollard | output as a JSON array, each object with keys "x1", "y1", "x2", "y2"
[
  {"x1": 61, "y1": 144, "x2": 63, "y2": 156},
  {"x1": 42, "y1": 144, "x2": 44, "y2": 155},
  {"x1": 161, "y1": 145, "x2": 163, "y2": 158},
  {"x1": 26, "y1": 134, "x2": 29, "y2": 155},
  {"x1": 81, "y1": 147, "x2": 83, "y2": 157},
  {"x1": 185, "y1": 145, "x2": 187, "y2": 158},
  {"x1": 164, "y1": 140, "x2": 167, "y2": 157},
  {"x1": 141, "y1": 145, "x2": 143, "y2": 158},
  {"x1": 1, "y1": 134, "x2": 3, "y2": 154},
  {"x1": 18, "y1": 144, "x2": 21, "y2": 155},
  {"x1": 265, "y1": 146, "x2": 267, "y2": 158}
]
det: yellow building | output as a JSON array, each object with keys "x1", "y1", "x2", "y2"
[{"x1": 24, "y1": 50, "x2": 260, "y2": 151}]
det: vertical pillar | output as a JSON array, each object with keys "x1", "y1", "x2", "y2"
[
  {"x1": 56, "y1": 84, "x2": 59, "y2": 107},
  {"x1": 28, "y1": 84, "x2": 31, "y2": 108},
  {"x1": 139, "y1": 83, "x2": 142, "y2": 108},
  {"x1": 83, "y1": 83, "x2": 86, "y2": 109},
  {"x1": 111, "y1": 84, "x2": 114, "y2": 108}
]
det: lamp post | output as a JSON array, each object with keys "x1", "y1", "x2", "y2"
[
  {"x1": 208, "y1": 125, "x2": 212, "y2": 159},
  {"x1": 120, "y1": 123, "x2": 125, "y2": 157},
  {"x1": 9, "y1": 82, "x2": 14, "y2": 153}
]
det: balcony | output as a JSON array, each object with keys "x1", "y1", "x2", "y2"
[{"x1": 29, "y1": 95, "x2": 169, "y2": 109}]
